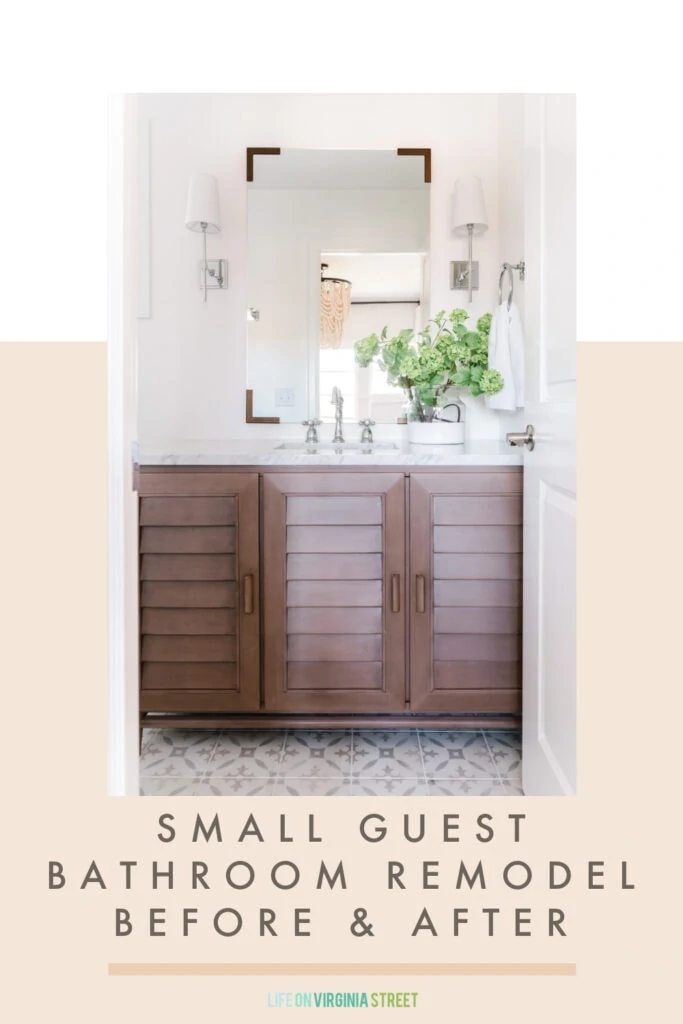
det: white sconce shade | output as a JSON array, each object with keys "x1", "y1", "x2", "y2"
[
  {"x1": 185, "y1": 173, "x2": 226, "y2": 302},
  {"x1": 185, "y1": 173, "x2": 221, "y2": 233},
  {"x1": 451, "y1": 175, "x2": 488, "y2": 235}
]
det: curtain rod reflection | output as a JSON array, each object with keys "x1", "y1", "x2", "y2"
[{"x1": 351, "y1": 299, "x2": 421, "y2": 306}]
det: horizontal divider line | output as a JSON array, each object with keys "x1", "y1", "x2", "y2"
[
  {"x1": 434, "y1": 661, "x2": 518, "y2": 666},
  {"x1": 141, "y1": 626, "x2": 237, "y2": 634},
  {"x1": 109, "y1": 963, "x2": 576, "y2": 977},
  {"x1": 433, "y1": 578, "x2": 520, "y2": 582},
  {"x1": 432, "y1": 496, "x2": 522, "y2": 501}
]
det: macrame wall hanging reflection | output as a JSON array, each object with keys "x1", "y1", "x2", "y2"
[{"x1": 320, "y1": 263, "x2": 352, "y2": 349}]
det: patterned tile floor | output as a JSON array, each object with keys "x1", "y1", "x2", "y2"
[{"x1": 140, "y1": 728, "x2": 523, "y2": 796}]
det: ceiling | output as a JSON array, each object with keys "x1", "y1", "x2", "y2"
[{"x1": 322, "y1": 252, "x2": 425, "y2": 302}]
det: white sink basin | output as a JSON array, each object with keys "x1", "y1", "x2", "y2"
[{"x1": 275, "y1": 441, "x2": 398, "y2": 452}]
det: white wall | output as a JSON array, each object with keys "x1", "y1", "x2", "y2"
[
  {"x1": 495, "y1": 93, "x2": 527, "y2": 432},
  {"x1": 136, "y1": 93, "x2": 506, "y2": 442}
]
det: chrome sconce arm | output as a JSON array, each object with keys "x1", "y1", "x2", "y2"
[{"x1": 450, "y1": 176, "x2": 488, "y2": 304}]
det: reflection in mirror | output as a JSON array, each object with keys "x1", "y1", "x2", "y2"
[
  {"x1": 318, "y1": 253, "x2": 425, "y2": 424},
  {"x1": 246, "y1": 148, "x2": 429, "y2": 423}
]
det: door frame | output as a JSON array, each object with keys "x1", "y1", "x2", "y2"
[{"x1": 107, "y1": 94, "x2": 140, "y2": 796}]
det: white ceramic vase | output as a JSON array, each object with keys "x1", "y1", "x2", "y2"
[
  {"x1": 407, "y1": 420, "x2": 466, "y2": 445},
  {"x1": 405, "y1": 386, "x2": 466, "y2": 445}
]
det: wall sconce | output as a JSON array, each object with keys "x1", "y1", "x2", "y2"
[
  {"x1": 184, "y1": 173, "x2": 227, "y2": 302},
  {"x1": 450, "y1": 175, "x2": 488, "y2": 303}
]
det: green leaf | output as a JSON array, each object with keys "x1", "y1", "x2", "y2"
[
  {"x1": 452, "y1": 368, "x2": 471, "y2": 386},
  {"x1": 353, "y1": 333, "x2": 380, "y2": 367},
  {"x1": 461, "y1": 331, "x2": 481, "y2": 347}
]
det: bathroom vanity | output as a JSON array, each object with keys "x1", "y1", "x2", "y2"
[{"x1": 137, "y1": 441, "x2": 522, "y2": 734}]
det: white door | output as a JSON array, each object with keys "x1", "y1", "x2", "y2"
[{"x1": 518, "y1": 94, "x2": 577, "y2": 796}]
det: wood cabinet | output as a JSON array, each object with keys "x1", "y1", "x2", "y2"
[
  {"x1": 262, "y1": 473, "x2": 406, "y2": 712},
  {"x1": 409, "y1": 472, "x2": 522, "y2": 714},
  {"x1": 137, "y1": 465, "x2": 522, "y2": 728},
  {"x1": 138, "y1": 470, "x2": 260, "y2": 714}
]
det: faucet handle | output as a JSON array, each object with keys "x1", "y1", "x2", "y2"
[
  {"x1": 358, "y1": 418, "x2": 376, "y2": 443},
  {"x1": 302, "y1": 418, "x2": 322, "y2": 443}
]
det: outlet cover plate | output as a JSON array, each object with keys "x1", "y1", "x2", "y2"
[{"x1": 275, "y1": 388, "x2": 295, "y2": 407}]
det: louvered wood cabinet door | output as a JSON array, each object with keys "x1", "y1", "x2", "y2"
[
  {"x1": 409, "y1": 471, "x2": 523, "y2": 714},
  {"x1": 262, "y1": 473, "x2": 406, "y2": 712},
  {"x1": 138, "y1": 471, "x2": 260, "y2": 712}
]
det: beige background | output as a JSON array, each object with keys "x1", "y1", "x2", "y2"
[{"x1": 2, "y1": 341, "x2": 681, "y2": 1021}]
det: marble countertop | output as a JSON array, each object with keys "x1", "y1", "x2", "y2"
[{"x1": 136, "y1": 437, "x2": 522, "y2": 467}]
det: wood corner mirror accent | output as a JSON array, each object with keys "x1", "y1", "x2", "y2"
[
  {"x1": 246, "y1": 389, "x2": 280, "y2": 424},
  {"x1": 246, "y1": 147, "x2": 281, "y2": 182},
  {"x1": 396, "y1": 147, "x2": 431, "y2": 183}
]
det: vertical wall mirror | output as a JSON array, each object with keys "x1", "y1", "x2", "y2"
[{"x1": 246, "y1": 148, "x2": 430, "y2": 423}]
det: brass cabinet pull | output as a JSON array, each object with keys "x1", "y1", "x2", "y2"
[
  {"x1": 416, "y1": 574, "x2": 426, "y2": 614},
  {"x1": 391, "y1": 574, "x2": 400, "y2": 613},
  {"x1": 243, "y1": 574, "x2": 254, "y2": 615}
]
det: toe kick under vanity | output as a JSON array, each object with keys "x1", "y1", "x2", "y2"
[{"x1": 136, "y1": 441, "x2": 523, "y2": 737}]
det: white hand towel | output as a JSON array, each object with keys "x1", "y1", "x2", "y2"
[{"x1": 485, "y1": 300, "x2": 525, "y2": 411}]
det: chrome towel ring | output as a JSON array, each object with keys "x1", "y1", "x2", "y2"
[{"x1": 498, "y1": 260, "x2": 526, "y2": 310}]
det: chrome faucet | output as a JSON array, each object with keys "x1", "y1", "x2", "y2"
[
  {"x1": 331, "y1": 386, "x2": 344, "y2": 443},
  {"x1": 302, "y1": 418, "x2": 322, "y2": 443}
]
